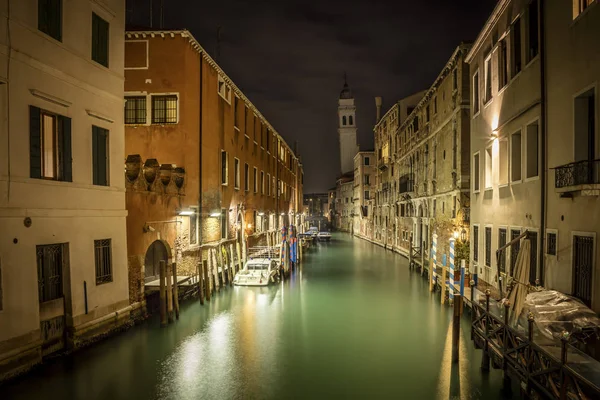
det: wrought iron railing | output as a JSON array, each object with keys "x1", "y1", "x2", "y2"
[
  {"x1": 555, "y1": 159, "x2": 600, "y2": 189},
  {"x1": 399, "y1": 179, "x2": 414, "y2": 194}
]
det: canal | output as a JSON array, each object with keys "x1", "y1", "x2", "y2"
[{"x1": 3, "y1": 234, "x2": 520, "y2": 399}]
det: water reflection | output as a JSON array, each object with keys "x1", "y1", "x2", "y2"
[{"x1": 3, "y1": 233, "x2": 519, "y2": 400}]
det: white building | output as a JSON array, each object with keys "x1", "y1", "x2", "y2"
[
  {"x1": 0, "y1": 0, "x2": 129, "y2": 380},
  {"x1": 353, "y1": 151, "x2": 375, "y2": 239},
  {"x1": 338, "y1": 77, "x2": 359, "y2": 175},
  {"x1": 545, "y1": 0, "x2": 599, "y2": 311},
  {"x1": 466, "y1": 0, "x2": 542, "y2": 289}
]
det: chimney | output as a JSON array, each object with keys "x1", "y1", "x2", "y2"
[{"x1": 375, "y1": 97, "x2": 382, "y2": 123}]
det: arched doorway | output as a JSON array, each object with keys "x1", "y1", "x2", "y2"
[{"x1": 144, "y1": 240, "x2": 169, "y2": 283}]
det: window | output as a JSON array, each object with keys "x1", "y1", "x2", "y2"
[
  {"x1": 37, "y1": 243, "x2": 65, "y2": 302},
  {"x1": 38, "y1": 0, "x2": 62, "y2": 41},
  {"x1": 234, "y1": 158, "x2": 240, "y2": 189},
  {"x1": 253, "y1": 167, "x2": 258, "y2": 193},
  {"x1": 94, "y1": 239, "x2": 113, "y2": 284},
  {"x1": 573, "y1": 0, "x2": 596, "y2": 19},
  {"x1": 512, "y1": 17, "x2": 522, "y2": 77},
  {"x1": 511, "y1": 131, "x2": 522, "y2": 181},
  {"x1": 244, "y1": 163, "x2": 249, "y2": 191},
  {"x1": 364, "y1": 174, "x2": 370, "y2": 185},
  {"x1": 499, "y1": 139, "x2": 508, "y2": 185},
  {"x1": 433, "y1": 96, "x2": 438, "y2": 114},
  {"x1": 364, "y1": 190, "x2": 369, "y2": 200},
  {"x1": 151, "y1": 95, "x2": 177, "y2": 124},
  {"x1": 485, "y1": 227, "x2": 492, "y2": 267},
  {"x1": 473, "y1": 71, "x2": 480, "y2": 114},
  {"x1": 30, "y1": 106, "x2": 72, "y2": 182},
  {"x1": 190, "y1": 212, "x2": 197, "y2": 245},
  {"x1": 433, "y1": 199, "x2": 437, "y2": 216},
  {"x1": 526, "y1": 122, "x2": 539, "y2": 178},
  {"x1": 498, "y1": 39, "x2": 508, "y2": 89},
  {"x1": 92, "y1": 126, "x2": 109, "y2": 186},
  {"x1": 528, "y1": 231, "x2": 539, "y2": 285},
  {"x1": 349, "y1": 115, "x2": 354, "y2": 125},
  {"x1": 498, "y1": 228, "x2": 507, "y2": 274},
  {"x1": 574, "y1": 89, "x2": 596, "y2": 164},
  {"x1": 267, "y1": 173, "x2": 271, "y2": 196},
  {"x1": 342, "y1": 116, "x2": 347, "y2": 126},
  {"x1": 0, "y1": 257, "x2": 3, "y2": 311},
  {"x1": 364, "y1": 156, "x2": 370, "y2": 166},
  {"x1": 125, "y1": 96, "x2": 146, "y2": 124},
  {"x1": 484, "y1": 52, "x2": 492, "y2": 103},
  {"x1": 510, "y1": 229, "x2": 521, "y2": 276},
  {"x1": 221, "y1": 209, "x2": 227, "y2": 239},
  {"x1": 485, "y1": 147, "x2": 492, "y2": 189},
  {"x1": 92, "y1": 13, "x2": 109, "y2": 67},
  {"x1": 234, "y1": 97, "x2": 239, "y2": 128},
  {"x1": 425, "y1": 105, "x2": 430, "y2": 122},
  {"x1": 217, "y1": 75, "x2": 231, "y2": 103},
  {"x1": 260, "y1": 171, "x2": 265, "y2": 194},
  {"x1": 221, "y1": 151, "x2": 228, "y2": 185},
  {"x1": 244, "y1": 106, "x2": 249, "y2": 135},
  {"x1": 272, "y1": 176, "x2": 276, "y2": 198},
  {"x1": 473, "y1": 153, "x2": 480, "y2": 192},
  {"x1": 473, "y1": 225, "x2": 479, "y2": 262},
  {"x1": 452, "y1": 68, "x2": 458, "y2": 91},
  {"x1": 546, "y1": 231, "x2": 557, "y2": 256},
  {"x1": 528, "y1": 0, "x2": 539, "y2": 62}
]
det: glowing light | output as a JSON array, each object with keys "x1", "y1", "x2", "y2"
[
  {"x1": 247, "y1": 223, "x2": 253, "y2": 229},
  {"x1": 453, "y1": 231, "x2": 459, "y2": 239},
  {"x1": 178, "y1": 209, "x2": 194, "y2": 216},
  {"x1": 210, "y1": 212, "x2": 221, "y2": 217},
  {"x1": 491, "y1": 114, "x2": 499, "y2": 132}
]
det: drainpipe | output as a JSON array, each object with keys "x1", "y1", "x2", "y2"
[{"x1": 539, "y1": 0, "x2": 547, "y2": 287}]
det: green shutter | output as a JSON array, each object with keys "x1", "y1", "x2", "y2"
[
  {"x1": 29, "y1": 105, "x2": 42, "y2": 179},
  {"x1": 92, "y1": 126, "x2": 99, "y2": 185},
  {"x1": 60, "y1": 116, "x2": 72, "y2": 182},
  {"x1": 93, "y1": 126, "x2": 108, "y2": 186}
]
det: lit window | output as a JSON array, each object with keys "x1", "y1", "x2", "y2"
[
  {"x1": 485, "y1": 147, "x2": 492, "y2": 189},
  {"x1": 151, "y1": 95, "x2": 177, "y2": 124},
  {"x1": 125, "y1": 96, "x2": 146, "y2": 124},
  {"x1": 234, "y1": 158, "x2": 240, "y2": 189},
  {"x1": 573, "y1": 0, "x2": 595, "y2": 19},
  {"x1": 499, "y1": 139, "x2": 508, "y2": 185}
]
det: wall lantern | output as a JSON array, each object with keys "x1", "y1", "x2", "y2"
[
  {"x1": 258, "y1": 212, "x2": 265, "y2": 216},
  {"x1": 247, "y1": 223, "x2": 253, "y2": 229},
  {"x1": 178, "y1": 209, "x2": 195, "y2": 216},
  {"x1": 453, "y1": 230, "x2": 460, "y2": 239},
  {"x1": 210, "y1": 212, "x2": 221, "y2": 217},
  {"x1": 461, "y1": 228, "x2": 467, "y2": 242}
]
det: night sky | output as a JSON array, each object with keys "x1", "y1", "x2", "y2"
[{"x1": 127, "y1": 0, "x2": 498, "y2": 193}]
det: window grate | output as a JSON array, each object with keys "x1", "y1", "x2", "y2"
[
  {"x1": 125, "y1": 96, "x2": 147, "y2": 124},
  {"x1": 37, "y1": 244, "x2": 64, "y2": 302},
  {"x1": 547, "y1": 232, "x2": 557, "y2": 256},
  {"x1": 498, "y1": 228, "x2": 507, "y2": 274},
  {"x1": 152, "y1": 95, "x2": 177, "y2": 124},
  {"x1": 95, "y1": 239, "x2": 113, "y2": 285},
  {"x1": 485, "y1": 227, "x2": 492, "y2": 267},
  {"x1": 473, "y1": 226, "x2": 479, "y2": 262}
]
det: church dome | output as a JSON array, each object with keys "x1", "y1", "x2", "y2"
[{"x1": 339, "y1": 82, "x2": 353, "y2": 99}]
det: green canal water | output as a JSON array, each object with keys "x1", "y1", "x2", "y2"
[{"x1": 3, "y1": 234, "x2": 520, "y2": 399}]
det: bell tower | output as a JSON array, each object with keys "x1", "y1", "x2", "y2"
[{"x1": 338, "y1": 74, "x2": 359, "y2": 175}]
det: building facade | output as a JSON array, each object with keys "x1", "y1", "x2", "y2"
[
  {"x1": 0, "y1": 0, "x2": 129, "y2": 380},
  {"x1": 466, "y1": 0, "x2": 542, "y2": 289},
  {"x1": 335, "y1": 173, "x2": 354, "y2": 232},
  {"x1": 545, "y1": 0, "x2": 600, "y2": 311},
  {"x1": 353, "y1": 151, "x2": 375, "y2": 239},
  {"x1": 124, "y1": 29, "x2": 303, "y2": 303}
]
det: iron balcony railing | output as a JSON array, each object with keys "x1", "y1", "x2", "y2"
[
  {"x1": 555, "y1": 159, "x2": 600, "y2": 189},
  {"x1": 399, "y1": 179, "x2": 414, "y2": 194}
]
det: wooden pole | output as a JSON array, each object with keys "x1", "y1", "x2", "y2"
[
  {"x1": 237, "y1": 242, "x2": 243, "y2": 273},
  {"x1": 203, "y1": 259, "x2": 210, "y2": 302},
  {"x1": 441, "y1": 263, "x2": 447, "y2": 305},
  {"x1": 220, "y1": 245, "x2": 226, "y2": 286},
  {"x1": 166, "y1": 263, "x2": 173, "y2": 323},
  {"x1": 172, "y1": 262, "x2": 180, "y2": 320},
  {"x1": 159, "y1": 260, "x2": 167, "y2": 327},
  {"x1": 229, "y1": 243, "x2": 234, "y2": 286},
  {"x1": 409, "y1": 232, "x2": 414, "y2": 269},
  {"x1": 452, "y1": 295, "x2": 461, "y2": 363},
  {"x1": 197, "y1": 263, "x2": 204, "y2": 305}
]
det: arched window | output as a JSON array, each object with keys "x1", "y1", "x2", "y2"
[
  {"x1": 349, "y1": 115, "x2": 354, "y2": 125},
  {"x1": 342, "y1": 116, "x2": 347, "y2": 125}
]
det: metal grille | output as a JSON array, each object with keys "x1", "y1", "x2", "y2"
[
  {"x1": 125, "y1": 96, "x2": 146, "y2": 124},
  {"x1": 546, "y1": 232, "x2": 557, "y2": 256},
  {"x1": 485, "y1": 227, "x2": 491, "y2": 267},
  {"x1": 473, "y1": 226, "x2": 479, "y2": 262},
  {"x1": 573, "y1": 235, "x2": 593, "y2": 307},
  {"x1": 498, "y1": 228, "x2": 507, "y2": 274},
  {"x1": 37, "y1": 244, "x2": 63, "y2": 302},
  {"x1": 510, "y1": 229, "x2": 520, "y2": 276},
  {"x1": 151, "y1": 95, "x2": 177, "y2": 124},
  {"x1": 94, "y1": 239, "x2": 113, "y2": 285},
  {"x1": 555, "y1": 159, "x2": 600, "y2": 188}
]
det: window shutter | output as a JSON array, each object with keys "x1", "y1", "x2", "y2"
[
  {"x1": 29, "y1": 106, "x2": 42, "y2": 179},
  {"x1": 98, "y1": 128, "x2": 108, "y2": 185},
  {"x1": 60, "y1": 116, "x2": 72, "y2": 182},
  {"x1": 92, "y1": 126, "x2": 99, "y2": 184}
]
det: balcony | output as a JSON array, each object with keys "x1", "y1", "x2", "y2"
[
  {"x1": 377, "y1": 156, "x2": 389, "y2": 170},
  {"x1": 399, "y1": 174, "x2": 414, "y2": 194},
  {"x1": 554, "y1": 159, "x2": 600, "y2": 196}
]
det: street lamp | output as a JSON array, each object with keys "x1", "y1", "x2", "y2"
[
  {"x1": 453, "y1": 230, "x2": 460, "y2": 239},
  {"x1": 461, "y1": 228, "x2": 467, "y2": 242}
]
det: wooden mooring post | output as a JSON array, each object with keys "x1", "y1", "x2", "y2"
[
  {"x1": 452, "y1": 295, "x2": 462, "y2": 363},
  {"x1": 203, "y1": 259, "x2": 211, "y2": 302},
  {"x1": 408, "y1": 232, "x2": 413, "y2": 269},
  {"x1": 502, "y1": 301, "x2": 512, "y2": 396},
  {"x1": 166, "y1": 263, "x2": 174, "y2": 323},
  {"x1": 481, "y1": 289, "x2": 491, "y2": 372},
  {"x1": 172, "y1": 262, "x2": 180, "y2": 320},
  {"x1": 197, "y1": 262, "x2": 204, "y2": 305},
  {"x1": 159, "y1": 260, "x2": 167, "y2": 327}
]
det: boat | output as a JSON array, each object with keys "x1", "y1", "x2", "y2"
[
  {"x1": 317, "y1": 231, "x2": 332, "y2": 241},
  {"x1": 233, "y1": 247, "x2": 281, "y2": 286}
]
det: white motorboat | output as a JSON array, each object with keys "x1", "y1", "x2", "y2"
[
  {"x1": 233, "y1": 247, "x2": 281, "y2": 286},
  {"x1": 317, "y1": 231, "x2": 332, "y2": 241}
]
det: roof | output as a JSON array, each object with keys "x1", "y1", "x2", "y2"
[
  {"x1": 124, "y1": 29, "x2": 299, "y2": 160},
  {"x1": 465, "y1": 0, "x2": 510, "y2": 63}
]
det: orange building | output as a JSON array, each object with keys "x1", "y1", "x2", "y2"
[{"x1": 123, "y1": 29, "x2": 303, "y2": 304}]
